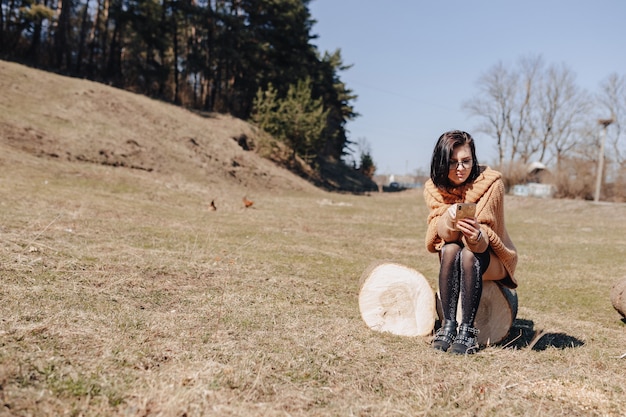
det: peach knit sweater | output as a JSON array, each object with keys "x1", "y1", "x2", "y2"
[{"x1": 423, "y1": 167, "x2": 518, "y2": 288}]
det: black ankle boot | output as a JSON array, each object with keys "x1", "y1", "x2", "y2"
[
  {"x1": 432, "y1": 320, "x2": 457, "y2": 352},
  {"x1": 449, "y1": 323, "x2": 480, "y2": 355}
]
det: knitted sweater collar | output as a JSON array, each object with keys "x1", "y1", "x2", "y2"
[{"x1": 426, "y1": 167, "x2": 501, "y2": 203}]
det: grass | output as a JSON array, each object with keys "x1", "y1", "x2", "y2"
[
  {"x1": 2, "y1": 153, "x2": 626, "y2": 417},
  {"x1": 2, "y1": 59, "x2": 626, "y2": 416}
]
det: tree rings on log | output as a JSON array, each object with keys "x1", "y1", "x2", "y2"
[
  {"x1": 358, "y1": 262, "x2": 436, "y2": 337},
  {"x1": 610, "y1": 278, "x2": 626, "y2": 318},
  {"x1": 436, "y1": 281, "x2": 518, "y2": 345}
]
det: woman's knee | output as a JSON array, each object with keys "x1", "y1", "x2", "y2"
[
  {"x1": 460, "y1": 246, "x2": 478, "y2": 259},
  {"x1": 441, "y1": 242, "x2": 462, "y2": 262},
  {"x1": 439, "y1": 243, "x2": 463, "y2": 264},
  {"x1": 442, "y1": 242, "x2": 462, "y2": 254},
  {"x1": 460, "y1": 247, "x2": 490, "y2": 273}
]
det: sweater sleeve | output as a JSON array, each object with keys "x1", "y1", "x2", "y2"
[
  {"x1": 437, "y1": 209, "x2": 462, "y2": 244},
  {"x1": 423, "y1": 181, "x2": 458, "y2": 252}
]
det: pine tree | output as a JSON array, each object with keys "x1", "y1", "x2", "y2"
[{"x1": 252, "y1": 78, "x2": 328, "y2": 163}]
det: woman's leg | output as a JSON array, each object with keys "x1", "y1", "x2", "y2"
[
  {"x1": 432, "y1": 243, "x2": 462, "y2": 352},
  {"x1": 458, "y1": 247, "x2": 490, "y2": 325},
  {"x1": 450, "y1": 248, "x2": 490, "y2": 354},
  {"x1": 438, "y1": 242, "x2": 463, "y2": 321}
]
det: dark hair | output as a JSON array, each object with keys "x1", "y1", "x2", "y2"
[{"x1": 429, "y1": 130, "x2": 481, "y2": 189}]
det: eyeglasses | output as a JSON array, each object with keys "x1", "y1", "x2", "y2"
[{"x1": 449, "y1": 159, "x2": 473, "y2": 170}]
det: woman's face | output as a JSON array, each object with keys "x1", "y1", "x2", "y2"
[{"x1": 447, "y1": 144, "x2": 473, "y2": 186}]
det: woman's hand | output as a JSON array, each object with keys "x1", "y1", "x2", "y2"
[{"x1": 456, "y1": 217, "x2": 482, "y2": 243}]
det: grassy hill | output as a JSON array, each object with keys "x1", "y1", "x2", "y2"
[
  {"x1": 0, "y1": 60, "x2": 377, "y2": 196},
  {"x1": 0, "y1": 60, "x2": 321, "y2": 197},
  {"x1": 2, "y1": 60, "x2": 626, "y2": 416}
]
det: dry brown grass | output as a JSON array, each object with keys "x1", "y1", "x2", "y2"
[{"x1": 2, "y1": 60, "x2": 626, "y2": 416}]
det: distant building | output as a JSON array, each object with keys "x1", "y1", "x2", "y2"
[
  {"x1": 512, "y1": 162, "x2": 555, "y2": 198},
  {"x1": 526, "y1": 162, "x2": 550, "y2": 183}
]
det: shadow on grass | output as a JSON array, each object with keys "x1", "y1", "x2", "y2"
[
  {"x1": 500, "y1": 318, "x2": 585, "y2": 351},
  {"x1": 190, "y1": 110, "x2": 219, "y2": 119}
]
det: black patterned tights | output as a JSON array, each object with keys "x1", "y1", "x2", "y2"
[{"x1": 439, "y1": 242, "x2": 490, "y2": 326}]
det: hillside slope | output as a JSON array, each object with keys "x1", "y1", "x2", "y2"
[{"x1": 0, "y1": 60, "x2": 322, "y2": 195}]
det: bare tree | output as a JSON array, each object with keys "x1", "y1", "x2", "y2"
[
  {"x1": 462, "y1": 61, "x2": 518, "y2": 167},
  {"x1": 506, "y1": 55, "x2": 543, "y2": 164},
  {"x1": 465, "y1": 55, "x2": 593, "y2": 169},
  {"x1": 598, "y1": 73, "x2": 626, "y2": 165},
  {"x1": 533, "y1": 63, "x2": 592, "y2": 168}
]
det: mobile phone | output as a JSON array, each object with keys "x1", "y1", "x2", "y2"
[
  {"x1": 454, "y1": 203, "x2": 476, "y2": 230},
  {"x1": 455, "y1": 203, "x2": 476, "y2": 220}
]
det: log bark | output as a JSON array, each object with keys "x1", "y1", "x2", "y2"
[
  {"x1": 358, "y1": 261, "x2": 436, "y2": 337},
  {"x1": 610, "y1": 278, "x2": 626, "y2": 318},
  {"x1": 436, "y1": 281, "x2": 518, "y2": 345}
]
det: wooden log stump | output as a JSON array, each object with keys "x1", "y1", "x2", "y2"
[
  {"x1": 610, "y1": 278, "x2": 626, "y2": 318},
  {"x1": 358, "y1": 262, "x2": 436, "y2": 337},
  {"x1": 436, "y1": 281, "x2": 518, "y2": 345}
]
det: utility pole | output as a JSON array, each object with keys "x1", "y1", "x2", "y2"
[{"x1": 594, "y1": 118, "x2": 613, "y2": 202}]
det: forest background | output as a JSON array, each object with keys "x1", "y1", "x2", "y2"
[{"x1": 0, "y1": 0, "x2": 379, "y2": 189}]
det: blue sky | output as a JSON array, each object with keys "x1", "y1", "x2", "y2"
[{"x1": 308, "y1": 0, "x2": 626, "y2": 175}]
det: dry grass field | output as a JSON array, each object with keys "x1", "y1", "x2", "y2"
[{"x1": 2, "y1": 60, "x2": 626, "y2": 416}]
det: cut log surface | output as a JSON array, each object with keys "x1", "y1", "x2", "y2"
[
  {"x1": 610, "y1": 278, "x2": 626, "y2": 318},
  {"x1": 358, "y1": 262, "x2": 436, "y2": 337},
  {"x1": 436, "y1": 281, "x2": 518, "y2": 345}
]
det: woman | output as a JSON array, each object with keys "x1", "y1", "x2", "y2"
[{"x1": 423, "y1": 130, "x2": 517, "y2": 355}]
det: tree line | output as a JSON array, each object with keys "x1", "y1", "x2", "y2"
[
  {"x1": 463, "y1": 55, "x2": 626, "y2": 200},
  {"x1": 1, "y1": 0, "x2": 364, "y2": 174}
]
